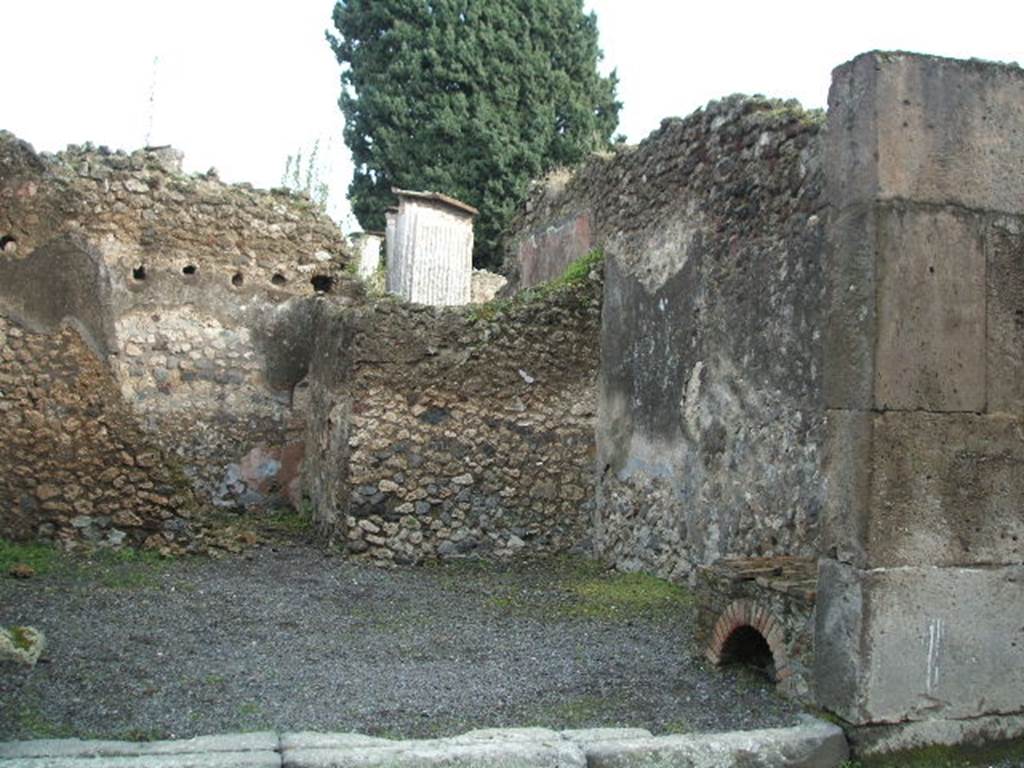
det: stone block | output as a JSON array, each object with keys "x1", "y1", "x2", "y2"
[
  {"x1": 583, "y1": 721, "x2": 848, "y2": 768},
  {"x1": 848, "y1": 712, "x2": 1024, "y2": 758},
  {"x1": 280, "y1": 733, "x2": 394, "y2": 751},
  {"x1": 987, "y1": 216, "x2": 1024, "y2": 414},
  {"x1": 829, "y1": 52, "x2": 1024, "y2": 215},
  {"x1": 820, "y1": 410, "x2": 871, "y2": 566},
  {"x1": 874, "y1": 205, "x2": 986, "y2": 412},
  {"x1": 0, "y1": 733, "x2": 280, "y2": 759},
  {"x1": 823, "y1": 207, "x2": 877, "y2": 410},
  {"x1": 815, "y1": 560, "x2": 1024, "y2": 725},
  {"x1": 282, "y1": 739, "x2": 586, "y2": 768},
  {"x1": 826, "y1": 411, "x2": 1024, "y2": 569},
  {"x1": 866, "y1": 411, "x2": 1024, "y2": 567}
]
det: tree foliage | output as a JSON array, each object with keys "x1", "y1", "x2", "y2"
[{"x1": 328, "y1": 0, "x2": 620, "y2": 267}]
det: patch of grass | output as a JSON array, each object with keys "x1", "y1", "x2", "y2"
[
  {"x1": 555, "y1": 247, "x2": 604, "y2": 288},
  {"x1": 9, "y1": 626, "x2": 34, "y2": 651},
  {"x1": 114, "y1": 727, "x2": 168, "y2": 743},
  {"x1": 0, "y1": 539, "x2": 59, "y2": 576},
  {"x1": 485, "y1": 556, "x2": 694, "y2": 622},
  {"x1": 842, "y1": 738, "x2": 1024, "y2": 768},
  {"x1": 263, "y1": 508, "x2": 312, "y2": 535},
  {"x1": 238, "y1": 702, "x2": 262, "y2": 718},
  {"x1": 520, "y1": 694, "x2": 623, "y2": 730},
  {"x1": 14, "y1": 704, "x2": 76, "y2": 739},
  {"x1": 660, "y1": 717, "x2": 693, "y2": 735},
  {"x1": 83, "y1": 547, "x2": 170, "y2": 590},
  {"x1": 567, "y1": 569, "x2": 693, "y2": 619},
  {"x1": 236, "y1": 701, "x2": 271, "y2": 731},
  {"x1": 469, "y1": 248, "x2": 603, "y2": 322}
]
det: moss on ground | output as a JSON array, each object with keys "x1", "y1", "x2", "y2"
[
  {"x1": 567, "y1": 569, "x2": 692, "y2": 618},
  {"x1": 486, "y1": 555, "x2": 693, "y2": 621},
  {"x1": 9, "y1": 625, "x2": 34, "y2": 651},
  {"x1": 0, "y1": 538, "x2": 171, "y2": 590},
  {"x1": 87, "y1": 547, "x2": 170, "y2": 589},
  {"x1": 262, "y1": 508, "x2": 313, "y2": 536},
  {"x1": 0, "y1": 540, "x2": 59, "y2": 576},
  {"x1": 842, "y1": 738, "x2": 1024, "y2": 768},
  {"x1": 520, "y1": 694, "x2": 623, "y2": 730}
]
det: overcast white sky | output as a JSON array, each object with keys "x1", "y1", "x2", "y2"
[{"x1": 3, "y1": 1, "x2": 1022, "y2": 228}]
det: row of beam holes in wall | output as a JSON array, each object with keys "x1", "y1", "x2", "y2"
[{"x1": 130, "y1": 264, "x2": 335, "y2": 293}]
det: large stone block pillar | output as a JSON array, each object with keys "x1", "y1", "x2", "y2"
[{"x1": 816, "y1": 52, "x2": 1024, "y2": 752}]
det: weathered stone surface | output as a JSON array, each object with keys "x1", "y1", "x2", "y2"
[
  {"x1": 819, "y1": 52, "x2": 1024, "y2": 750},
  {"x1": 279, "y1": 734, "x2": 393, "y2": 752},
  {"x1": 826, "y1": 411, "x2": 1024, "y2": 569},
  {"x1": 559, "y1": 729, "x2": 653, "y2": 744},
  {"x1": 0, "y1": 132, "x2": 357, "y2": 524},
  {"x1": 815, "y1": 560, "x2": 1024, "y2": 725},
  {"x1": 828, "y1": 52, "x2": 1024, "y2": 215},
  {"x1": 865, "y1": 412, "x2": 1024, "y2": 567},
  {"x1": 301, "y1": 272, "x2": 601, "y2": 561},
  {"x1": 0, "y1": 733, "x2": 279, "y2": 759},
  {"x1": 0, "y1": 754, "x2": 280, "y2": 768},
  {"x1": 0, "y1": 316, "x2": 199, "y2": 548},
  {"x1": 583, "y1": 721, "x2": 848, "y2": 768},
  {"x1": 283, "y1": 740, "x2": 586, "y2": 768},
  {"x1": 573, "y1": 96, "x2": 826, "y2": 580},
  {"x1": 0, "y1": 236, "x2": 117, "y2": 358},
  {"x1": 822, "y1": 206, "x2": 877, "y2": 411},
  {"x1": 846, "y1": 712, "x2": 1024, "y2": 758},
  {"x1": 874, "y1": 206, "x2": 987, "y2": 412},
  {"x1": 0, "y1": 134, "x2": 351, "y2": 282},
  {"x1": 987, "y1": 215, "x2": 1024, "y2": 414},
  {"x1": 820, "y1": 410, "x2": 871, "y2": 566}
]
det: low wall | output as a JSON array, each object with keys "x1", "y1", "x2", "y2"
[{"x1": 302, "y1": 271, "x2": 603, "y2": 562}]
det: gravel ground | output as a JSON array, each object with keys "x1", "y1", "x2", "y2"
[{"x1": 0, "y1": 542, "x2": 804, "y2": 741}]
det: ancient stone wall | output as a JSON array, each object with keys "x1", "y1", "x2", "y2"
[
  {"x1": 815, "y1": 52, "x2": 1024, "y2": 754},
  {"x1": 511, "y1": 97, "x2": 827, "y2": 582},
  {"x1": 0, "y1": 132, "x2": 357, "y2": 516},
  {"x1": 301, "y1": 273, "x2": 602, "y2": 563},
  {"x1": 0, "y1": 315, "x2": 199, "y2": 551},
  {"x1": 0, "y1": 133, "x2": 349, "y2": 285}
]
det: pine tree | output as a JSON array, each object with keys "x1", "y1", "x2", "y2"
[{"x1": 328, "y1": 0, "x2": 619, "y2": 268}]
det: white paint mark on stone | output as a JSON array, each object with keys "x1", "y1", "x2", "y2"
[{"x1": 926, "y1": 618, "x2": 943, "y2": 694}]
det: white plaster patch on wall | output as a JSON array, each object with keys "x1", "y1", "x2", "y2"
[
  {"x1": 682, "y1": 360, "x2": 705, "y2": 438},
  {"x1": 609, "y1": 205, "x2": 705, "y2": 295}
]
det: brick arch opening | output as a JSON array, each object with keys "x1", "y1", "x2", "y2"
[{"x1": 706, "y1": 600, "x2": 792, "y2": 686}]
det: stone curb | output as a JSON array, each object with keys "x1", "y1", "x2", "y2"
[{"x1": 0, "y1": 721, "x2": 848, "y2": 767}]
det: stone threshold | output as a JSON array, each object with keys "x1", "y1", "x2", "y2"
[{"x1": 0, "y1": 720, "x2": 848, "y2": 767}]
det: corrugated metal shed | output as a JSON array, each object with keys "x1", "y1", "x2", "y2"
[{"x1": 386, "y1": 189, "x2": 477, "y2": 306}]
